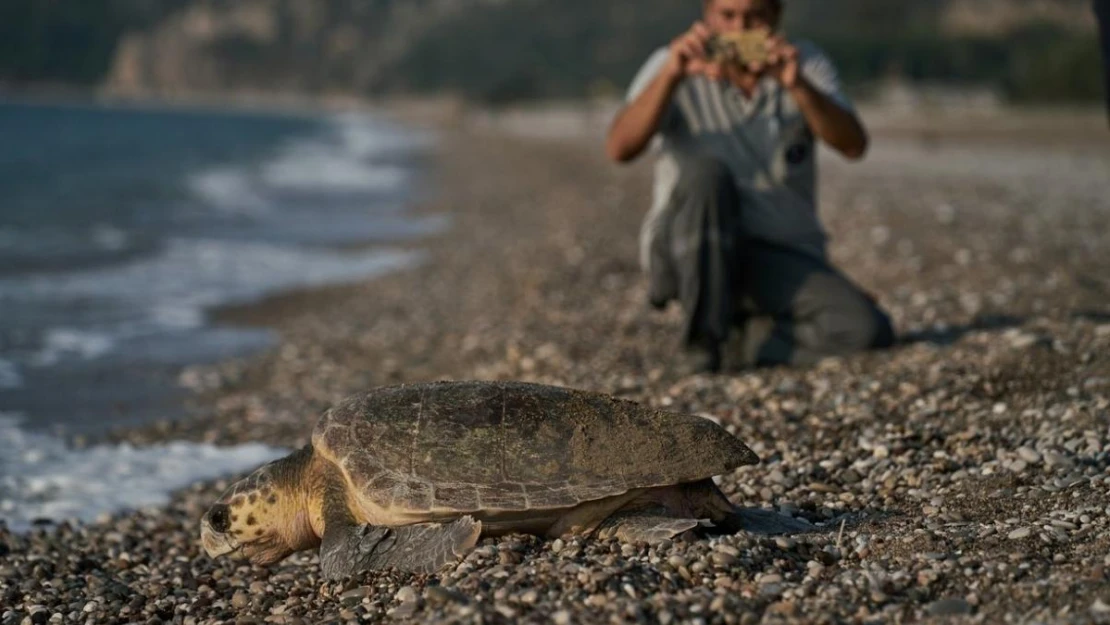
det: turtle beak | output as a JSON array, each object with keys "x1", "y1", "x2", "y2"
[
  {"x1": 201, "y1": 503, "x2": 241, "y2": 559},
  {"x1": 201, "y1": 519, "x2": 241, "y2": 558}
]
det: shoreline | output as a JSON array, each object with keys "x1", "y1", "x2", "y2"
[
  {"x1": 3, "y1": 102, "x2": 1110, "y2": 623},
  {"x1": 5, "y1": 84, "x2": 1107, "y2": 145},
  {"x1": 0, "y1": 98, "x2": 443, "y2": 448}
]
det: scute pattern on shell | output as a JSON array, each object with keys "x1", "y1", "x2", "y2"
[{"x1": 310, "y1": 381, "x2": 758, "y2": 514}]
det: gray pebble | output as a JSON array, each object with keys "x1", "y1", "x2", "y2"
[{"x1": 927, "y1": 598, "x2": 973, "y2": 617}]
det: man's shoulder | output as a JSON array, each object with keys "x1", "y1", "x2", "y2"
[
  {"x1": 638, "y1": 46, "x2": 673, "y2": 73},
  {"x1": 791, "y1": 39, "x2": 853, "y2": 108},
  {"x1": 792, "y1": 39, "x2": 837, "y2": 66},
  {"x1": 626, "y1": 46, "x2": 674, "y2": 102}
]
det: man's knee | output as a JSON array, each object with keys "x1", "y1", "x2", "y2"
[{"x1": 807, "y1": 286, "x2": 894, "y2": 354}]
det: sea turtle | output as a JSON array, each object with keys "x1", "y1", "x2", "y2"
[{"x1": 200, "y1": 381, "x2": 802, "y2": 578}]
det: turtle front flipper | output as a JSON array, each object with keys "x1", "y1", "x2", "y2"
[{"x1": 320, "y1": 516, "x2": 481, "y2": 579}]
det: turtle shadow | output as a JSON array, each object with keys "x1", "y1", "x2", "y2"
[
  {"x1": 896, "y1": 313, "x2": 1026, "y2": 347},
  {"x1": 1073, "y1": 309, "x2": 1110, "y2": 324},
  {"x1": 724, "y1": 507, "x2": 893, "y2": 538},
  {"x1": 730, "y1": 507, "x2": 822, "y2": 535}
]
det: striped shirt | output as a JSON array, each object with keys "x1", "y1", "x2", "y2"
[{"x1": 627, "y1": 41, "x2": 854, "y2": 267}]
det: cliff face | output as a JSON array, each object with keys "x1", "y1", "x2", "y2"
[
  {"x1": 940, "y1": 0, "x2": 1096, "y2": 36},
  {"x1": 105, "y1": 0, "x2": 498, "y2": 98},
  {"x1": 97, "y1": 0, "x2": 1100, "y2": 102}
]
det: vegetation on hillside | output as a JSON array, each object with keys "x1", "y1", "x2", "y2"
[{"x1": 0, "y1": 0, "x2": 1102, "y2": 105}]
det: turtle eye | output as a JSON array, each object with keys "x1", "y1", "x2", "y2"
[{"x1": 207, "y1": 504, "x2": 231, "y2": 533}]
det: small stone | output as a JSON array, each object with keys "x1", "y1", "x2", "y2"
[
  {"x1": 425, "y1": 586, "x2": 468, "y2": 606},
  {"x1": 552, "y1": 611, "x2": 573, "y2": 625},
  {"x1": 585, "y1": 594, "x2": 607, "y2": 608},
  {"x1": 340, "y1": 587, "x2": 370, "y2": 607},
  {"x1": 1018, "y1": 448, "x2": 1041, "y2": 467},
  {"x1": 550, "y1": 539, "x2": 565, "y2": 554},
  {"x1": 231, "y1": 591, "x2": 250, "y2": 610},
  {"x1": 1008, "y1": 527, "x2": 1032, "y2": 540},
  {"x1": 711, "y1": 552, "x2": 738, "y2": 568},
  {"x1": 927, "y1": 598, "x2": 972, "y2": 617},
  {"x1": 395, "y1": 586, "x2": 418, "y2": 604},
  {"x1": 1009, "y1": 333, "x2": 1043, "y2": 349},
  {"x1": 1045, "y1": 452, "x2": 1075, "y2": 469},
  {"x1": 1091, "y1": 599, "x2": 1110, "y2": 614},
  {"x1": 714, "y1": 544, "x2": 740, "y2": 557},
  {"x1": 519, "y1": 589, "x2": 539, "y2": 604}
]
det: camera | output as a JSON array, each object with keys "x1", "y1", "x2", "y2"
[{"x1": 706, "y1": 30, "x2": 770, "y2": 66}]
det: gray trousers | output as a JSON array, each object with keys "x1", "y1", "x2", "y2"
[{"x1": 646, "y1": 156, "x2": 894, "y2": 368}]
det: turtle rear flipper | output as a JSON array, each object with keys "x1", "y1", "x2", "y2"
[
  {"x1": 320, "y1": 516, "x2": 481, "y2": 578},
  {"x1": 595, "y1": 507, "x2": 709, "y2": 543}
]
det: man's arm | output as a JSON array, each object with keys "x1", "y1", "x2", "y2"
[
  {"x1": 761, "y1": 37, "x2": 869, "y2": 160},
  {"x1": 605, "y1": 67, "x2": 682, "y2": 163},
  {"x1": 789, "y1": 76, "x2": 869, "y2": 160},
  {"x1": 606, "y1": 22, "x2": 720, "y2": 164}
]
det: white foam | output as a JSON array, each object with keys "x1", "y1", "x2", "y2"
[
  {"x1": 0, "y1": 238, "x2": 420, "y2": 305},
  {"x1": 30, "y1": 328, "x2": 115, "y2": 367},
  {"x1": 0, "y1": 359, "x2": 22, "y2": 389},
  {"x1": 0, "y1": 240, "x2": 421, "y2": 362},
  {"x1": 187, "y1": 113, "x2": 429, "y2": 207},
  {"x1": 332, "y1": 111, "x2": 435, "y2": 158},
  {"x1": 189, "y1": 169, "x2": 269, "y2": 215},
  {"x1": 260, "y1": 118, "x2": 413, "y2": 193},
  {"x1": 261, "y1": 152, "x2": 408, "y2": 193},
  {"x1": 0, "y1": 413, "x2": 289, "y2": 533},
  {"x1": 91, "y1": 225, "x2": 129, "y2": 252}
]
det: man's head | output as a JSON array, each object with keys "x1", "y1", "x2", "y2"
[{"x1": 702, "y1": 0, "x2": 783, "y2": 34}]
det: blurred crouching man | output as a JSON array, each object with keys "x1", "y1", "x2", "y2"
[{"x1": 605, "y1": 0, "x2": 895, "y2": 373}]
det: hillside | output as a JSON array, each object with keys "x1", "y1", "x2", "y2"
[{"x1": 0, "y1": 0, "x2": 1101, "y2": 104}]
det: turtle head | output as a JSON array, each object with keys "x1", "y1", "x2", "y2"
[{"x1": 201, "y1": 446, "x2": 320, "y2": 567}]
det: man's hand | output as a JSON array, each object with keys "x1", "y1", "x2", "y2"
[
  {"x1": 666, "y1": 22, "x2": 725, "y2": 81},
  {"x1": 747, "y1": 34, "x2": 868, "y2": 160},
  {"x1": 744, "y1": 34, "x2": 799, "y2": 88},
  {"x1": 605, "y1": 21, "x2": 725, "y2": 163}
]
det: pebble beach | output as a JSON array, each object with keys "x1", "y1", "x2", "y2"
[{"x1": 2, "y1": 103, "x2": 1110, "y2": 624}]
